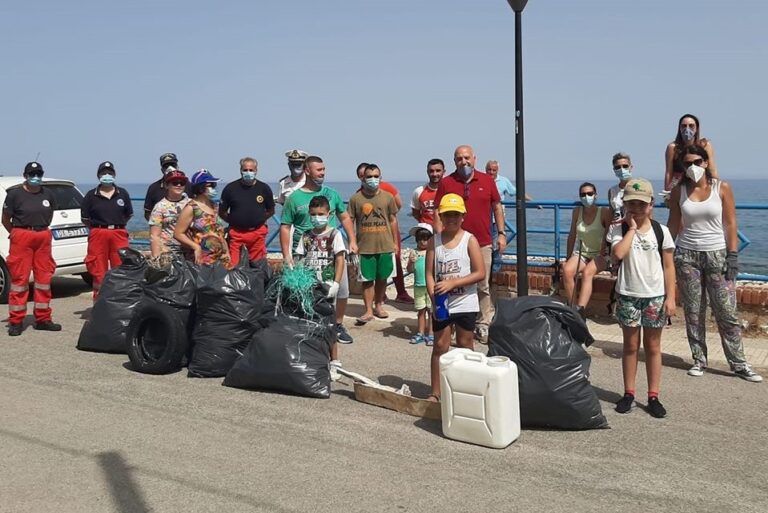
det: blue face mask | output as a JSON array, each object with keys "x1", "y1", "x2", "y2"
[
  {"x1": 364, "y1": 177, "x2": 380, "y2": 190},
  {"x1": 206, "y1": 186, "x2": 220, "y2": 202},
  {"x1": 580, "y1": 195, "x2": 595, "y2": 207},
  {"x1": 310, "y1": 176, "x2": 324, "y2": 186},
  {"x1": 614, "y1": 168, "x2": 632, "y2": 181},
  {"x1": 241, "y1": 171, "x2": 256, "y2": 183},
  {"x1": 310, "y1": 215, "x2": 329, "y2": 228},
  {"x1": 99, "y1": 174, "x2": 116, "y2": 185},
  {"x1": 682, "y1": 127, "x2": 695, "y2": 142},
  {"x1": 27, "y1": 175, "x2": 43, "y2": 186}
]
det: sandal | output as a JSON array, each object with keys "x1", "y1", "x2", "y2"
[
  {"x1": 426, "y1": 394, "x2": 440, "y2": 403},
  {"x1": 410, "y1": 333, "x2": 425, "y2": 345},
  {"x1": 424, "y1": 335, "x2": 434, "y2": 346},
  {"x1": 356, "y1": 314, "x2": 375, "y2": 324},
  {"x1": 373, "y1": 307, "x2": 389, "y2": 319}
]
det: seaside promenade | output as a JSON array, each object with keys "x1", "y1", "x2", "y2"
[{"x1": 1, "y1": 276, "x2": 767, "y2": 513}]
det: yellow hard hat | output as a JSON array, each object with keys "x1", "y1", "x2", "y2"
[{"x1": 438, "y1": 193, "x2": 466, "y2": 214}]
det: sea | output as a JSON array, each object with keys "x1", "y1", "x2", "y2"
[{"x1": 103, "y1": 179, "x2": 768, "y2": 276}]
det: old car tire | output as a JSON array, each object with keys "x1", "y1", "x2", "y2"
[{"x1": 126, "y1": 302, "x2": 189, "y2": 375}]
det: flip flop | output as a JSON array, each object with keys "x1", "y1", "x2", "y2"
[
  {"x1": 373, "y1": 308, "x2": 389, "y2": 319},
  {"x1": 356, "y1": 314, "x2": 375, "y2": 324}
]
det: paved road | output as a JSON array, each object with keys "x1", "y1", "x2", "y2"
[{"x1": 1, "y1": 277, "x2": 767, "y2": 513}]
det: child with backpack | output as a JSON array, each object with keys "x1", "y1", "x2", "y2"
[{"x1": 608, "y1": 179, "x2": 676, "y2": 418}]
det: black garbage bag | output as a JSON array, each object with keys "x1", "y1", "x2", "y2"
[
  {"x1": 143, "y1": 256, "x2": 198, "y2": 313},
  {"x1": 223, "y1": 313, "x2": 335, "y2": 398},
  {"x1": 77, "y1": 247, "x2": 147, "y2": 353},
  {"x1": 488, "y1": 296, "x2": 608, "y2": 430},
  {"x1": 187, "y1": 249, "x2": 268, "y2": 378}
]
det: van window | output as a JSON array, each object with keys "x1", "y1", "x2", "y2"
[{"x1": 46, "y1": 184, "x2": 84, "y2": 210}]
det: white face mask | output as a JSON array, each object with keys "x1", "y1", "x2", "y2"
[{"x1": 686, "y1": 164, "x2": 706, "y2": 183}]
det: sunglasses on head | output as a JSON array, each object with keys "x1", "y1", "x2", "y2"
[
  {"x1": 684, "y1": 158, "x2": 704, "y2": 167},
  {"x1": 613, "y1": 164, "x2": 630, "y2": 171}
]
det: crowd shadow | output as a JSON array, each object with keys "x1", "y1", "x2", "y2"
[
  {"x1": 97, "y1": 451, "x2": 151, "y2": 513},
  {"x1": 377, "y1": 374, "x2": 431, "y2": 398},
  {"x1": 50, "y1": 275, "x2": 91, "y2": 299}
]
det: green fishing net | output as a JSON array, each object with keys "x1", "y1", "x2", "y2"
[{"x1": 266, "y1": 263, "x2": 322, "y2": 319}]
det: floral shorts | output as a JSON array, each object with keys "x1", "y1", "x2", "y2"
[{"x1": 615, "y1": 294, "x2": 667, "y2": 328}]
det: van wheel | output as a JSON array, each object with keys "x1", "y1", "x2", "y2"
[
  {"x1": 126, "y1": 302, "x2": 189, "y2": 375},
  {"x1": 80, "y1": 272, "x2": 93, "y2": 286},
  {"x1": 0, "y1": 259, "x2": 9, "y2": 304}
]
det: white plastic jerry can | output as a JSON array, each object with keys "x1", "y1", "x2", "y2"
[{"x1": 439, "y1": 348, "x2": 521, "y2": 449}]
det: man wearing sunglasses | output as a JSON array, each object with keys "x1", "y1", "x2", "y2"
[
  {"x1": 434, "y1": 145, "x2": 504, "y2": 343},
  {"x1": 2, "y1": 162, "x2": 61, "y2": 336},
  {"x1": 608, "y1": 152, "x2": 634, "y2": 222}
]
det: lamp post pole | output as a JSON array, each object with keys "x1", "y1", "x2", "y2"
[{"x1": 507, "y1": 0, "x2": 529, "y2": 296}]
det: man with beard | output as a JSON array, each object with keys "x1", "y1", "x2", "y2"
[{"x1": 410, "y1": 158, "x2": 445, "y2": 224}]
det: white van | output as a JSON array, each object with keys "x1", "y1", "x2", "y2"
[{"x1": 0, "y1": 177, "x2": 90, "y2": 303}]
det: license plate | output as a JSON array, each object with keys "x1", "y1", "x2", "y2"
[{"x1": 53, "y1": 227, "x2": 89, "y2": 240}]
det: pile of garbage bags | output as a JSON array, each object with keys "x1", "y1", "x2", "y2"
[
  {"x1": 76, "y1": 249, "x2": 334, "y2": 398},
  {"x1": 488, "y1": 296, "x2": 608, "y2": 430}
]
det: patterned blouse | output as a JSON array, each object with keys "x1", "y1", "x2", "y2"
[{"x1": 185, "y1": 200, "x2": 230, "y2": 267}]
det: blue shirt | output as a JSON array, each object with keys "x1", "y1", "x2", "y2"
[{"x1": 495, "y1": 176, "x2": 516, "y2": 200}]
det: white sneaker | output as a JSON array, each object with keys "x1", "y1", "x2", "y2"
[
  {"x1": 330, "y1": 360, "x2": 343, "y2": 382},
  {"x1": 734, "y1": 368, "x2": 763, "y2": 383},
  {"x1": 687, "y1": 364, "x2": 705, "y2": 377}
]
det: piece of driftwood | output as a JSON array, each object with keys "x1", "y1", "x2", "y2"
[{"x1": 353, "y1": 382, "x2": 442, "y2": 420}]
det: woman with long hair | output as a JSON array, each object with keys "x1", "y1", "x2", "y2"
[
  {"x1": 174, "y1": 169, "x2": 230, "y2": 267},
  {"x1": 664, "y1": 113, "x2": 718, "y2": 192},
  {"x1": 667, "y1": 145, "x2": 761, "y2": 382}
]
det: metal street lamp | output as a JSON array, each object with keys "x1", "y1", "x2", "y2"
[{"x1": 506, "y1": 0, "x2": 529, "y2": 296}]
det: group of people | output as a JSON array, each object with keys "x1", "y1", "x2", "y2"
[
  {"x1": 560, "y1": 114, "x2": 762, "y2": 420},
  {"x1": 2, "y1": 115, "x2": 762, "y2": 417}
]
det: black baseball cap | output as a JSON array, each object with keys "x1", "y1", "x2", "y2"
[
  {"x1": 97, "y1": 161, "x2": 116, "y2": 175},
  {"x1": 160, "y1": 153, "x2": 178, "y2": 167},
  {"x1": 24, "y1": 162, "x2": 44, "y2": 175}
]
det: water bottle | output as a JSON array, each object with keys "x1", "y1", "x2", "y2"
[{"x1": 435, "y1": 291, "x2": 450, "y2": 321}]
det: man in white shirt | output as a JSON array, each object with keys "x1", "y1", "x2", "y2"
[{"x1": 276, "y1": 149, "x2": 308, "y2": 205}]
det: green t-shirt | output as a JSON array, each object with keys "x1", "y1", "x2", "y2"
[{"x1": 281, "y1": 186, "x2": 345, "y2": 251}]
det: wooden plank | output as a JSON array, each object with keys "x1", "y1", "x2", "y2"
[{"x1": 353, "y1": 382, "x2": 442, "y2": 421}]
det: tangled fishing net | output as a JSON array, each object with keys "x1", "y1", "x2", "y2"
[{"x1": 266, "y1": 263, "x2": 324, "y2": 320}]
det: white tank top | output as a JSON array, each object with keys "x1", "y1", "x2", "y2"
[
  {"x1": 435, "y1": 231, "x2": 479, "y2": 314},
  {"x1": 676, "y1": 179, "x2": 726, "y2": 251}
]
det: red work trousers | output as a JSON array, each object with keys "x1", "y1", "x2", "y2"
[
  {"x1": 85, "y1": 228, "x2": 129, "y2": 299},
  {"x1": 228, "y1": 225, "x2": 268, "y2": 267},
  {"x1": 7, "y1": 228, "x2": 56, "y2": 325}
]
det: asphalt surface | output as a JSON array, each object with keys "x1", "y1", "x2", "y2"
[{"x1": 1, "y1": 276, "x2": 767, "y2": 513}]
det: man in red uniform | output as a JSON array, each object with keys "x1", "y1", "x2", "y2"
[
  {"x1": 80, "y1": 161, "x2": 134, "y2": 299},
  {"x1": 1, "y1": 162, "x2": 61, "y2": 336},
  {"x1": 410, "y1": 158, "x2": 445, "y2": 224},
  {"x1": 219, "y1": 157, "x2": 275, "y2": 267},
  {"x1": 434, "y1": 145, "x2": 506, "y2": 343},
  {"x1": 355, "y1": 162, "x2": 413, "y2": 304}
]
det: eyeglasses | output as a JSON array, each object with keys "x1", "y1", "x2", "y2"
[
  {"x1": 579, "y1": 192, "x2": 595, "y2": 198},
  {"x1": 169, "y1": 181, "x2": 186, "y2": 186},
  {"x1": 684, "y1": 158, "x2": 704, "y2": 167},
  {"x1": 613, "y1": 164, "x2": 630, "y2": 171}
]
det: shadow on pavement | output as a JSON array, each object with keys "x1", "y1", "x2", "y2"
[
  {"x1": 97, "y1": 451, "x2": 151, "y2": 513},
  {"x1": 379, "y1": 317, "x2": 415, "y2": 341},
  {"x1": 413, "y1": 417, "x2": 443, "y2": 437},
  {"x1": 377, "y1": 374, "x2": 431, "y2": 398},
  {"x1": 51, "y1": 275, "x2": 91, "y2": 299},
  {"x1": 592, "y1": 385, "x2": 623, "y2": 404}
]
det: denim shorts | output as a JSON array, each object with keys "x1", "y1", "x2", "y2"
[{"x1": 615, "y1": 294, "x2": 667, "y2": 328}]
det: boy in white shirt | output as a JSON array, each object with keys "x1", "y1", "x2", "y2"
[
  {"x1": 295, "y1": 195, "x2": 348, "y2": 379},
  {"x1": 608, "y1": 178, "x2": 676, "y2": 418}
]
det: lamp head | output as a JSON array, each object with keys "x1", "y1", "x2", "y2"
[{"x1": 506, "y1": 0, "x2": 529, "y2": 12}]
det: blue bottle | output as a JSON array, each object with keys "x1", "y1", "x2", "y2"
[{"x1": 435, "y1": 292, "x2": 450, "y2": 321}]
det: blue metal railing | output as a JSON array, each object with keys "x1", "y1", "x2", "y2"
[{"x1": 129, "y1": 197, "x2": 768, "y2": 281}]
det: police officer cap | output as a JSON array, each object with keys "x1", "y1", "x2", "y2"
[
  {"x1": 24, "y1": 162, "x2": 44, "y2": 175},
  {"x1": 285, "y1": 149, "x2": 309, "y2": 162},
  {"x1": 97, "y1": 161, "x2": 116, "y2": 175},
  {"x1": 159, "y1": 153, "x2": 178, "y2": 166}
]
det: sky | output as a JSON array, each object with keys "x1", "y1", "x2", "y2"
[{"x1": 1, "y1": 0, "x2": 767, "y2": 185}]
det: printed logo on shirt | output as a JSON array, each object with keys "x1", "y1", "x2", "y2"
[
  {"x1": 42, "y1": 200, "x2": 51, "y2": 208},
  {"x1": 117, "y1": 199, "x2": 125, "y2": 206}
]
